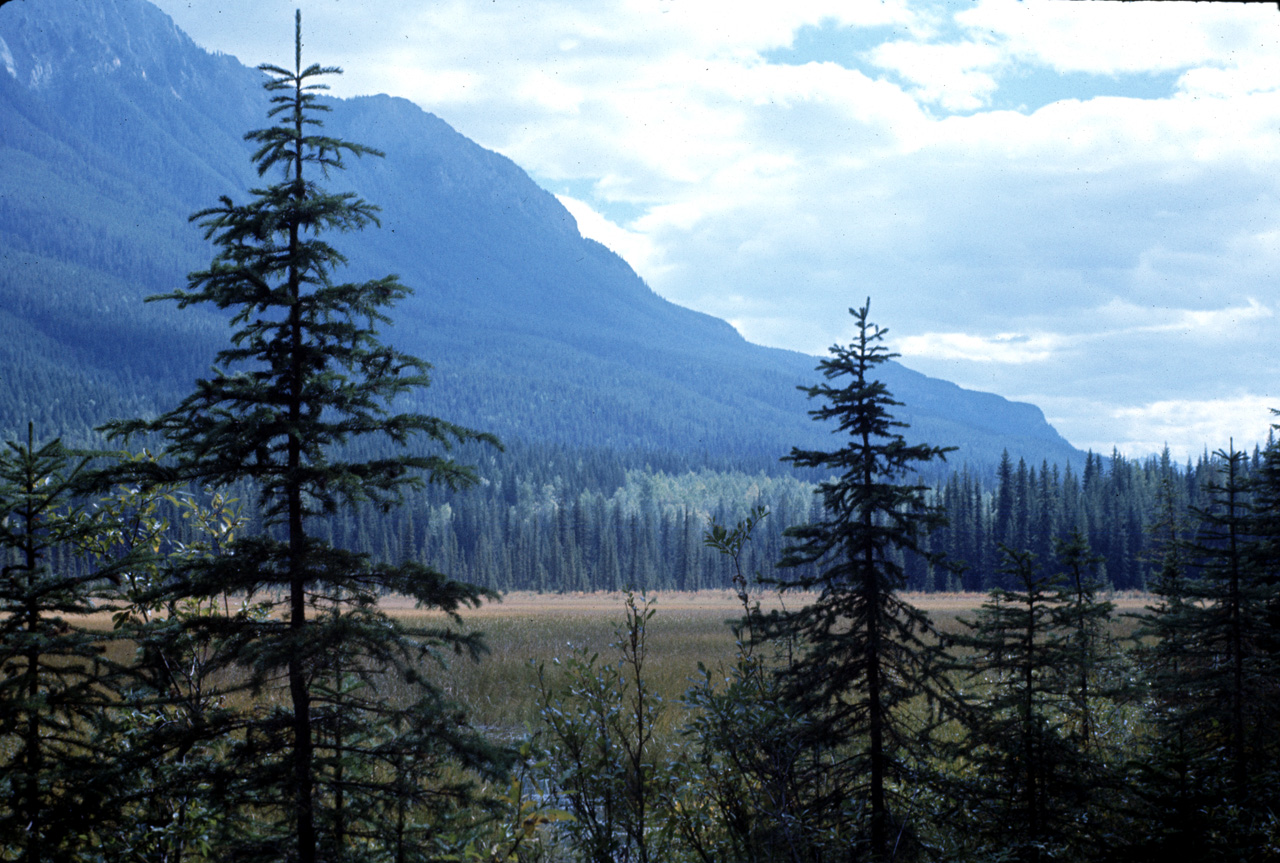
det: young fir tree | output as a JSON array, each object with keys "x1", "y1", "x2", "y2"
[
  {"x1": 106, "y1": 15, "x2": 504, "y2": 863},
  {"x1": 0, "y1": 428, "x2": 142, "y2": 863},
  {"x1": 1168, "y1": 445, "x2": 1280, "y2": 856},
  {"x1": 949, "y1": 548, "x2": 1093, "y2": 863},
  {"x1": 676, "y1": 508, "x2": 837, "y2": 863},
  {"x1": 1123, "y1": 475, "x2": 1216, "y2": 862},
  {"x1": 1050, "y1": 529, "x2": 1115, "y2": 753},
  {"x1": 754, "y1": 300, "x2": 956, "y2": 862}
]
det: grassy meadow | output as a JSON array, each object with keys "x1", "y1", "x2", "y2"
[
  {"x1": 399, "y1": 590, "x2": 1150, "y2": 740},
  {"x1": 76, "y1": 588, "x2": 1151, "y2": 742},
  {"x1": 400, "y1": 591, "x2": 760, "y2": 739}
]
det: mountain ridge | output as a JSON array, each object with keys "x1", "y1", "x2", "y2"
[{"x1": 0, "y1": 0, "x2": 1082, "y2": 470}]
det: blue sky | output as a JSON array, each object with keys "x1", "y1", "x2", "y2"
[{"x1": 151, "y1": 0, "x2": 1280, "y2": 459}]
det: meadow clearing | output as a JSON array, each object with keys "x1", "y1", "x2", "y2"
[
  {"x1": 70, "y1": 589, "x2": 1150, "y2": 740},
  {"x1": 401, "y1": 590, "x2": 1152, "y2": 739}
]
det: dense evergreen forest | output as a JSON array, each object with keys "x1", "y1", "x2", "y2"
[
  {"x1": 284, "y1": 437, "x2": 1233, "y2": 596},
  {"x1": 24, "y1": 430, "x2": 1256, "y2": 598}
]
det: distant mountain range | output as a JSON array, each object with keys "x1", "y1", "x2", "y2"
[{"x1": 0, "y1": 0, "x2": 1083, "y2": 471}]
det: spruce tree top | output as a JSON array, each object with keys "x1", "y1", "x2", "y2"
[{"x1": 780, "y1": 300, "x2": 954, "y2": 583}]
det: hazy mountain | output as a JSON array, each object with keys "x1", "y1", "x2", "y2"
[{"x1": 0, "y1": 0, "x2": 1082, "y2": 470}]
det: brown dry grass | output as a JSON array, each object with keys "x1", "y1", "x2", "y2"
[
  {"x1": 381, "y1": 589, "x2": 795, "y2": 620},
  {"x1": 68, "y1": 589, "x2": 1154, "y2": 636},
  {"x1": 405, "y1": 590, "x2": 1154, "y2": 734},
  {"x1": 385, "y1": 589, "x2": 1155, "y2": 619},
  {"x1": 58, "y1": 591, "x2": 1154, "y2": 736}
]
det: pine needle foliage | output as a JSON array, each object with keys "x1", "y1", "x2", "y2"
[
  {"x1": 1122, "y1": 444, "x2": 1280, "y2": 861},
  {"x1": 1124, "y1": 476, "x2": 1216, "y2": 862},
  {"x1": 104, "y1": 13, "x2": 505, "y2": 863},
  {"x1": 1050, "y1": 530, "x2": 1116, "y2": 754},
  {"x1": 678, "y1": 509, "x2": 849, "y2": 863},
  {"x1": 1182, "y1": 448, "x2": 1276, "y2": 792},
  {"x1": 0, "y1": 427, "x2": 140, "y2": 863},
  {"x1": 1173, "y1": 446, "x2": 1280, "y2": 856},
  {"x1": 948, "y1": 548, "x2": 1096, "y2": 862}
]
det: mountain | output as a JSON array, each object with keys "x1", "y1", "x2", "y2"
[{"x1": 0, "y1": 0, "x2": 1082, "y2": 471}]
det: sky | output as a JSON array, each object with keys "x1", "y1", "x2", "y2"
[{"x1": 149, "y1": 0, "x2": 1280, "y2": 460}]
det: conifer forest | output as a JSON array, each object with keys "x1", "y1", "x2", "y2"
[{"x1": 4, "y1": 12, "x2": 1280, "y2": 863}]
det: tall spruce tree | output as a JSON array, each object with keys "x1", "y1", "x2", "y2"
[
  {"x1": 756, "y1": 300, "x2": 956, "y2": 862},
  {"x1": 106, "y1": 14, "x2": 504, "y2": 863}
]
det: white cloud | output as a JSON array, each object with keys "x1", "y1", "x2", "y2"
[
  {"x1": 867, "y1": 39, "x2": 1003, "y2": 111},
  {"x1": 957, "y1": 0, "x2": 1280, "y2": 76},
  {"x1": 1049, "y1": 394, "x2": 1277, "y2": 462},
  {"x1": 897, "y1": 292, "x2": 1278, "y2": 458},
  {"x1": 555, "y1": 194, "x2": 669, "y2": 280},
  {"x1": 897, "y1": 331, "x2": 1063, "y2": 365},
  {"x1": 1157, "y1": 298, "x2": 1272, "y2": 335},
  {"x1": 1179, "y1": 60, "x2": 1280, "y2": 99}
]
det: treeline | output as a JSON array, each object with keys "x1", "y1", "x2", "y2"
[
  {"x1": 6, "y1": 427, "x2": 1280, "y2": 861},
  {"x1": 299, "y1": 439, "x2": 1244, "y2": 595},
  {"x1": 931, "y1": 445, "x2": 1227, "y2": 592}
]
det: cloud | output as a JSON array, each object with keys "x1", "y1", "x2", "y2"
[
  {"x1": 957, "y1": 0, "x2": 1280, "y2": 77},
  {"x1": 1105, "y1": 297, "x2": 1275, "y2": 337},
  {"x1": 867, "y1": 38, "x2": 1003, "y2": 111},
  {"x1": 897, "y1": 331, "x2": 1063, "y2": 365},
  {"x1": 555, "y1": 194, "x2": 668, "y2": 280},
  {"x1": 893, "y1": 292, "x2": 1276, "y2": 460},
  {"x1": 1044, "y1": 394, "x2": 1277, "y2": 462}
]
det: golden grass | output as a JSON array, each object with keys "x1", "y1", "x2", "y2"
[
  {"x1": 52, "y1": 591, "x2": 1155, "y2": 737},
  {"x1": 390, "y1": 589, "x2": 1155, "y2": 618},
  {"x1": 382, "y1": 589, "x2": 802, "y2": 619},
  {"x1": 408, "y1": 590, "x2": 1155, "y2": 735},
  {"x1": 420, "y1": 593, "x2": 751, "y2": 738}
]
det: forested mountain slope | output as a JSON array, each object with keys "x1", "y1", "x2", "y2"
[{"x1": 0, "y1": 0, "x2": 1081, "y2": 469}]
